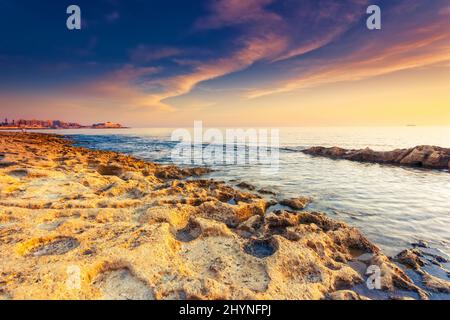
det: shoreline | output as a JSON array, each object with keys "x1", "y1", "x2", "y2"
[{"x1": 0, "y1": 132, "x2": 449, "y2": 300}]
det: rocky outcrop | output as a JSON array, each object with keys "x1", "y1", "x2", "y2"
[
  {"x1": 279, "y1": 197, "x2": 311, "y2": 210},
  {"x1": 302, "y1": 145, "x2": 450, "y2": 171},
  {"x1": 394, "y1": 248, "x2": 450, "y2": 295},
  {"x1": 0, "y1": 132, "x2": 442, "y2": 300}
]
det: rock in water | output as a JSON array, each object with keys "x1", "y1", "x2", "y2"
[
  {"x1": 302, "y1": 145, "x2": 450, "y2": 170},
  {"x1": 279, "y1": 197, "x2": 311, "y2": 210}
]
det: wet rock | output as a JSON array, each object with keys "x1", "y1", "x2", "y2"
[
  {"x1": 302, "y1": 145, "x2": 450, "y2": 170},
  {"x1": 422, "y1": 273, "x2": 450, "y2": 294},
  {"x1": 412, "y1": 240, "x2": 429, "y2": 248},
  {"x1": 298, "y1": 212, "x2": 348, "y2": 232},
  {"x1": 303, "y1": 146, "x2": 347, "y2": 158},
  {"x1": 244, "y1": 238, "x2": 277, "y2": 258},
  {"x1": 185, "y1": 167, "x2": 211, "y2": 177},
  {"x1": 279, "y1": 197, "x2": 311, "y2": 210},
  {"x1": 369, "y1": 254, "x2": 428, "y2": 299},
  {"x1": 400, "y1": 146, "x2": 450, "y2": 168},
  {"x1": 236, "y1": 182, "x2": 256, "y2": 191},
  {"x1": 266, "y1": 212, "x2": 299, "y2": 228},
  {"x1": 155, "y1": 166, "x2": 210, "y2": 179},
  {"x1": 395, "y1": 249, "x2": 425, "y2": 269},
  {"x1": 257, "y1": 188, "x2": 277, "y2": 196}
]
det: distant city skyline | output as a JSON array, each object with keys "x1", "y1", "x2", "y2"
[
  {"x1": 0, "y1": 117, "x2": 123, "y2": 129},
  {"x1": 0, "y1": 0, "x2": 449, "y2": 127}
]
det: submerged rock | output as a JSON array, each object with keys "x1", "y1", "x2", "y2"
[
  {"x1": 422, "y1": 274, "x2": 450, "y2": 294},
  {"x1": 394, "y1": 247, "x2": 450, "y2": 296},
  {"x1": 257, "y1": 188, "x2": 277, "y2": 196},
  {"x1": 236, "y1": 182, "x2": 256, "y2": 191},
  {"x1": 395, "y1": 249, "x2": 425, "y2": 269}
]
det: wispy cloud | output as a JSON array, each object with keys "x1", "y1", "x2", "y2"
[
  {"x1": 70, "y1": 65, "x2": 175, "y2": 111},
  {"x1": 145, "y1": 32, "x2": 288, "y2": 106},
  {"x1": 247, "y1": 23, "x2": 450, "y2": 98},
  {"x1": 114, "y1": 0, "x2": 450, "y2": 110}
]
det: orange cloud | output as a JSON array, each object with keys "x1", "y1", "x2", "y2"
[
  {"x1": 246, "y1": 19, "x2": 450, "y2": 98},
  {"x1": 145, "y1": 32, "x2": 288, "y2": 106}
]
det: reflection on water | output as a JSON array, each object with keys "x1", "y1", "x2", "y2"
[{"x1": 35, "y1": 126, "x2": 450, "y2": 257}]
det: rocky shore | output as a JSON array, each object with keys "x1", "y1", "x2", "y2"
[
  {"x1": 0, "y1": 133, "x2": 449, "y2": 300},
  {"x1": 302, "y1": 145, "x2": 450, "y2": 170}
]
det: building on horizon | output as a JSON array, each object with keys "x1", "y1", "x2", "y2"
[
  {"x1": 92, "y1": 122, "x2": 123, "y2": 129},
  {"x1": 0, "y1": 117, "x2": 83, "y2": 129}
]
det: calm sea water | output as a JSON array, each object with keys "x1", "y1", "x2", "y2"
[{"x1": 36, "y1": 127, "x2": 450, "y2": 257}]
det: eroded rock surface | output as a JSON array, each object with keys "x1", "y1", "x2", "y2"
[
  {"x1": 302, "y1": 145, "x2": 450, "y2": 170},
  {"x1": 0, "y1": 132, "x2": 443, "y2": 300}
]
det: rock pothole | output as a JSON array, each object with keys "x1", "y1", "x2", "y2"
[
  {"x1": 0, "y1": 161, "x2": 17, "y2": 168},
  {"x1": 244, "y1": 238, "x2": 277, "y2": 258},
  {"x1": 175, "y1": 221, "x2": 202, "y2": 242},
  {"x1": 18, "y1": 236, "x2": 80, "y2": 256},
  {"x1": 8, "y1": 169, "x2": 28, "y2": 178}
]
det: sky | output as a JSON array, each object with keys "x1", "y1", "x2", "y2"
[{"x1": 0, "y1": 0, "x2": 449, "y2": 127}]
